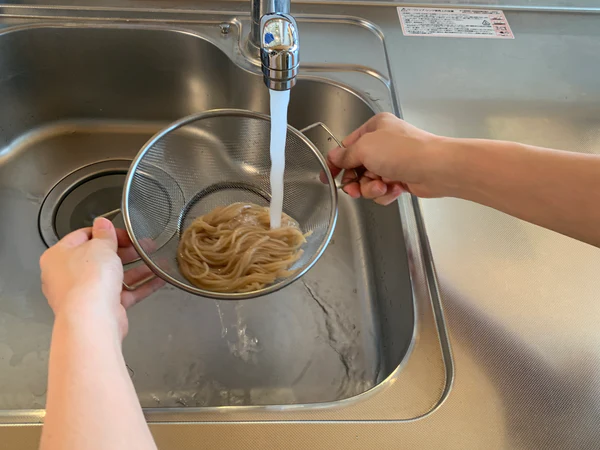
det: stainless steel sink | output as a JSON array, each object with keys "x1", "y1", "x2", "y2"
[{"x1": 0, "y1": 7, "x2": 451, "y2": 424}]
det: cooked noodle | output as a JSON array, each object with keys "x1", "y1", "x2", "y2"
[{"x1": 177, "y1": 202, "x2": 309, "y2": 293}]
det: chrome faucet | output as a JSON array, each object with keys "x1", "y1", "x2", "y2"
[{"x1": 250, "y1": 0, "x2": 299, "y2": 91}]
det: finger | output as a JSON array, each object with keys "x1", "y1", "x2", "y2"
[
  {"x1": 341, "y1": 169, "x2": 359, "y2": 185},
  {"x1": 360, "y1": 178, "x2": 387, "y2": 199},
  {"x1": 342, "y1": 182, "x2": 361, "y2": 199},
  {"x1": 114, "y1": 229, "x2": 140, "y2": 263},
  {"x1": 115, "y1": 228, "x2": 132, "y2": 248},
  {"x1": 328, "y1": 121, "x2": 376, "y2": 172},
  {"x1": 319, "y1": 164, "x2": 337, "y2": 184},
  {"x1": 121, "y1": 275, "x2": 165, "y2": 310},
  {"x1": 340, "y1": 114, "x2": 383, "y2": 148},
  {"x1": 325, "y1": 159, "x2": 342, "y2": 179},
  {"x1": 364, "y1": 170, "x2": 381, "y2": 180},
  {"x1": 374, "y1": 183, "x2": 405, "y2": 206},
  {"x1": 58, "y1": 227, "x2": 92, "y2": 249},
  {"x1": 327, "y1": 115, "x2": 387, "y2": 175},
  {"x1": 118, "y1": 246, "x2": 139, "y2": 265},
  {"x1": 123, "y1": 263, "x2": 154, "y2": 284},
  {"x1": 339, "y1": 125, "x2": 367, "y2": 149},
  {"x1": 92, "y1": 218, "x2": 118, "y2": 252},
  {"x1": 327, "y1": 141, "x2": 365, "y2": 171},
  {"x1": 122, "y1": 264, "x2": 156, "y2": 308}
]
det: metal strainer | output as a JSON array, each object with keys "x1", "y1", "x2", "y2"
[{"x1": 122, "y1": 109, "x2": 338, "y2": 300}]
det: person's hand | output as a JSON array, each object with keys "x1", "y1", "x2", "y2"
[
  {"x1": 40, "y1": 218, "x2": 165, "y2": 339},
  {"x1": 327, "y1": 112, "x2": 448, "y2": 205}
]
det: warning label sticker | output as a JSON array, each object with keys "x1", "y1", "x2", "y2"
[{"x1": 398, "y1": 7, "x2": 514, "y2": 39}]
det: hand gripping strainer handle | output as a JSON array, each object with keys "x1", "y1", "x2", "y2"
[
  {"x1": 299, "y1": 122, "x2": 364, "y2": 189},
  {"x1": 96, "y1": 208, "x2": 157, "y2": 291}
]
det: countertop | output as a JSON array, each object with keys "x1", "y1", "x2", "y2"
[{"x1": 2, "y1": 1, "x2": 600, "y2": 449}]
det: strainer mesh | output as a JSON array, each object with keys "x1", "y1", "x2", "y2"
[{"x1": 124, "y1": 110, "x2": 336, "y2": 297}]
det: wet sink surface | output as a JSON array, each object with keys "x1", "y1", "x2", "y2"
[{"x1": 0, "y1": 26, "x2": 414, "y2": 409}]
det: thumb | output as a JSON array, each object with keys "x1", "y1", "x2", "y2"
[
  {"x1": 327, "y1": 142, "x2": 365, "y2": 170},
  {"x1": 92, "y1": 217, "x2": 118, "y2": 252}
]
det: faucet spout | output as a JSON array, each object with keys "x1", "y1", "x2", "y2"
[
  {"x1": 259, "y1": 13, "x2": 299, "y2": 90},
  {"x1": 249, "y1": 0, "x2": 299, "y2": 91}
]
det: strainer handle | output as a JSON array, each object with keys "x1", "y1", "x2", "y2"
[
  {"x1": 300, "y1": 122, "x2": 344, "y2": 148},
  {"x1": 96, "y1": 208, "x2": 158, "y2": 292},
  {"x1": 300, "y1": 122, "x2": 363, "y2": 189},
  {"x1": 123, "y1": 274, "x2": 156, "y2": 291}
]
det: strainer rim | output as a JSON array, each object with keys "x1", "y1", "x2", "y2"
[{"x1": 122, "y1": 108, "x2": 338, "y2": 300}]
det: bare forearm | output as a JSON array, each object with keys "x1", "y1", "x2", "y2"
[
  {"x1": 41, "y1": 313, "x2": 156, "y2": 450},
  {"x1": 441, "y1": 138, "x2": 600, "y2": 247}
]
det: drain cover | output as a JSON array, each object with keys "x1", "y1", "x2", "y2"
[
  {"x1": 39, "y1": 160, "x2": 131, "y2": 247},
  {"x1": 55, "y1": 174, "x2": 125, "y2": 239}
]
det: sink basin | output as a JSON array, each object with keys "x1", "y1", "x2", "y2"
[{"x1": 0, "y1": 25, "x2": 415, "y2": 410}]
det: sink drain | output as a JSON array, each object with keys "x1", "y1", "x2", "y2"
[{"x1": 39, "y1": 160, "x2": 131, "y2": 247}]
